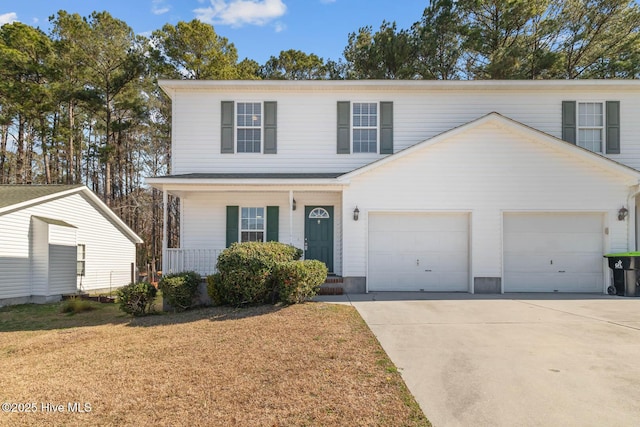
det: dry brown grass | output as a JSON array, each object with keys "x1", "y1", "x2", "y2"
[{"x1": 0, "y1": 301, "x2": 429, "y2": 426}]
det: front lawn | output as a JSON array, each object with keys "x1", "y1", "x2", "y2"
[{"x1": 0, "y1": 301, "x2": 429, "y2": 426}]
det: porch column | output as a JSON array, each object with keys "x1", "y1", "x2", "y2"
[
  {"x1": 289, "y1": 190, "x2": 294, "y2": 244},
  {"x1": 162, "y1": 188, "x2": 168, "y2": 273}
]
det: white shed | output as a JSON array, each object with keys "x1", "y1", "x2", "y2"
[{"x1": 0, "y1": 185, "x2": 143, "y2": 306}]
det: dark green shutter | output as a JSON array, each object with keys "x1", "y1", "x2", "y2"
[
  {"x1": 337, "y1": 101, "x2": 350, "y2": 154},
  {"x1": 266, "y1": 206, "x2": 279, "y2": 242},
  {"x1": 380, "y1": 101, "x2": 393, "y2": 154},
  {"x1": 606, "y1": 101, "x2": 620, "y2": 154},
  {"x1": 264, "y1": 101, "x2": 277, "y2": 154},
  {"x1": 562, "y1": 101, "x2": 576, "y2": 144},
  {"x1": 226, "y1": 206, "x2": 239, "y2": 247},
  {"x1": 221, "y1": 101, "x2": 234, "y2": 153}
]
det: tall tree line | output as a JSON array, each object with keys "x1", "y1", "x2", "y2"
[
  {"x1": 342, "y1": 0, "x2": 640, "y2": 80},
  {"x1": 0, "y1": 1, "x2": 638, "y2": 272}
]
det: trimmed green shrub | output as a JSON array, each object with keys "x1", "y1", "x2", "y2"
[
  {"x1": 273, "y1": 260, "x2": 328, "y2": 304},
  {"x1": 158, "y1": 271, "x2": 201, "y2": 311},
  {"x1": 206, "y1": 275, "x2": 223, "y2": 306},
  {"x1": 117, "y1": 282, "x2": 157, "y2": 316},
  {"x1": 208, "y1": 242, "x2": 302, "y2": 306}
]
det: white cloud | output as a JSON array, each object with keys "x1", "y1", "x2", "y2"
[
  {"x1": 151, "y1": 0, "x2": 170, "y2": 15},
  {"x1": 194, "y1": 0, "x2": 287, "y2": 27},
  {"x1": 0, "y1": 12, "x2": 18, "y2": 26},
  {"x1": 274, "y1": 21, "x2": 286, "y2": 33}
]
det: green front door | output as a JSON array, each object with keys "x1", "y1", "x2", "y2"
[{"x1": 305, "y1": 206, "x2": 334, "y2": 273}]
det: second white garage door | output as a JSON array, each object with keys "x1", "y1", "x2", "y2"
[
  {"x1": 368, "y1": 213, "x2": 469, "y2": 291},
  {"x1": 503, "y1": 213, "x2": 604, "y2": 292}
]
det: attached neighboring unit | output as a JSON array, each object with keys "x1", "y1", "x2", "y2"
[
  {"x1": 0, "y1": 185, "x2": 143, "y2": 306},
  {"x1": 148, "y1": 79, "x2": 640, "y2": 294}
]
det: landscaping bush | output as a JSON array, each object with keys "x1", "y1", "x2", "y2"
[
  {"x1": 208, "y1": 242, "x2": 302, "y2": 306},
  {"x1": 158, "y1": 271, "x2": 201, "y2": 311},
  {"x1": 116, "y1": 282, "x2": 157, "y2": 316},
  {"x1": 273, "y1": 260, "x2": 328, "y2": 304},
  {"x1": 60, "y1": 297, "x2": 96, "y2": 315}
]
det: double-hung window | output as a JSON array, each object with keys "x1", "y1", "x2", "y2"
[
  {"x1": 237, "y1": 102, "x2": 262, "y2": 153},
  {"x1": 562, "y1": 100, "x2": 619, "y2": 154},
  {"x1": 353, "y1": 102, "x2": 378, "y2": 153},
  {"x1": 77, "y1": 244, "x2": 86, "y2": 276},
  {"x1": 240, "y1": 207, "x2": 265, "y2": 242},
  {"x1": 577, "y1": 102, "x2": 604, "y2": 152}
]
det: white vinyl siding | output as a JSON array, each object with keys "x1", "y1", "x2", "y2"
[
  {"x1": 180, "y1": 191, "x2": 342, "y2": 276},
  {"x1": 168, "y1": 84, "x2": 640, "y2": 174},
  {"x1": 341, "y1": 119, "x2": 631, "y2": 290},
  {"x1": 0, "y1": 192, "x2": 137, "y2": 301}
]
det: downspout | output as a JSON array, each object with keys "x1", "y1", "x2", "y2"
[{"x1": 162, "y1": 188, "x2": 168, "y2": 274}]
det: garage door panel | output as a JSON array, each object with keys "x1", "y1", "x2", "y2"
[
  {"x1": 505, "y1": 213, "x2": 602, "y2": 233},
  {"x1": 369, "y1": 230, "x2": 415, "y2": 247},
  {"x1": 369, "y1": 213, "x2": 469, "y2": 292},
  {"x1": 504, "y1": 213, "x2": 603, "y2": 293}
]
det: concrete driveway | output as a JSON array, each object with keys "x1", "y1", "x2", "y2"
[{"x1": 322, "y1": 293, "x2": 640, "y2": 426}]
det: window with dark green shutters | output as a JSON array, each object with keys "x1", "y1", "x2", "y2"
[
  {"x1": 226, "y1": 205, "x2": 279, "y2": 245},
  {"x1": 353, "y1": 102, "x2": 378, "y2": 153},
  {"x1": 337, "y1": 101, "x2": 392, "y2": 154},
  {"x1": 241, "y1": 207, "x2": 265, "y2": 242},
  {"x1": 221, "y1": 101, "x2": 277, "y2": 154},
  {"x1": 237, "y1": 102, "x2": 262, "y2": 153},
  {"x1": 562, "y1": 100, "x2": 620, "y2": 154}
]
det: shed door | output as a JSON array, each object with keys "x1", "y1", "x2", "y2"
[
  {"x1": 49, "y1": 244, "x2": 77, "y2": 295},
  {"x1": 368, "y1": 213, "x2": 469, "y2": 291},
  {"x1": 503, "y1": 213, "x2": 604, "y2": 292}
]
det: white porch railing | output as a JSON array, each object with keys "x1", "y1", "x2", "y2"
[{"x1": 165, "y1": 249, "x2": 223, "y2": 276}]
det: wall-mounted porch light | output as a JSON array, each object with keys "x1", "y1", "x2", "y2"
[
  {"x1": 353, "y1": 206, "x2": 360, "y2": 221},
  {"x1": 292, "y1": 199, "x2": 297, "y2": 211},
  {"x1": 618, "y1": 206, "x2": 629, "y2": 221}
]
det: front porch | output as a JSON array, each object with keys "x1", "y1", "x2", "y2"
[
  {"x1": 165, "y1": 248, "x2": 223, "y2": 276},
  {"x1": 147, "y1": 175, "x2": 349, "y2": 279}
]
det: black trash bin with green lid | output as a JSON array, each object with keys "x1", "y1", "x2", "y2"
[{"x1": 603, "y1": 252, "x2": 640, "y2": 297}]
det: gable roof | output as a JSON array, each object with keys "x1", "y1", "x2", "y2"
[
  {"x1": 0, "y1": 184, "x2": 83, "y2": 209},
  {"x1": 339, "y1": 112, "x2": 640, "y2": 183},
  {"x1": 0, "y1": 185, "x2": 143, "y2": 244}
]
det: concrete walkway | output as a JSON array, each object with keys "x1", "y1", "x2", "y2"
[{"x1": 317, "y1": 293, "x2": 640, "y2": 427}]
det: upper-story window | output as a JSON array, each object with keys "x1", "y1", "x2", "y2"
[
  {"x1": 577, "y1": 102, "x2": 603, "y2": 152},
  {"x1": 337, "y1": 101, "x2": 392, "y2": 155},
  {"x1": 562, "y1": 100, "x2": 619, "y2": 155},
  {"x1": 221, "y1": 101, "x2": 277, "y2": 154},
  {"x1": 353, "y1": 102, "x2": 378, "y2": 153},
  {"x1": 237, "y1": 102, "x2": 262, "y2": 153}
]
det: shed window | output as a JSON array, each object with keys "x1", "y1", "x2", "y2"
[{"x1": 77, "y1": 244, "x2": 86, "y2": 276}]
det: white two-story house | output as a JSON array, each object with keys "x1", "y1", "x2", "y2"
[{"x1": 147, "y1": 80, "x2": 640, "y2": 294}]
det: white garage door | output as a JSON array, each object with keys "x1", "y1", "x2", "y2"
[
  {"x1": 368, "y1": 213, "x2": 469, "y2": 291},
  {"x1": 503, "y1": 213, "x2": 604, "y2": 292}
]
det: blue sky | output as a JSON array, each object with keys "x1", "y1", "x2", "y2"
[{"x1": 0, "y1": 0, "x2": 430, "y2": 64}]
